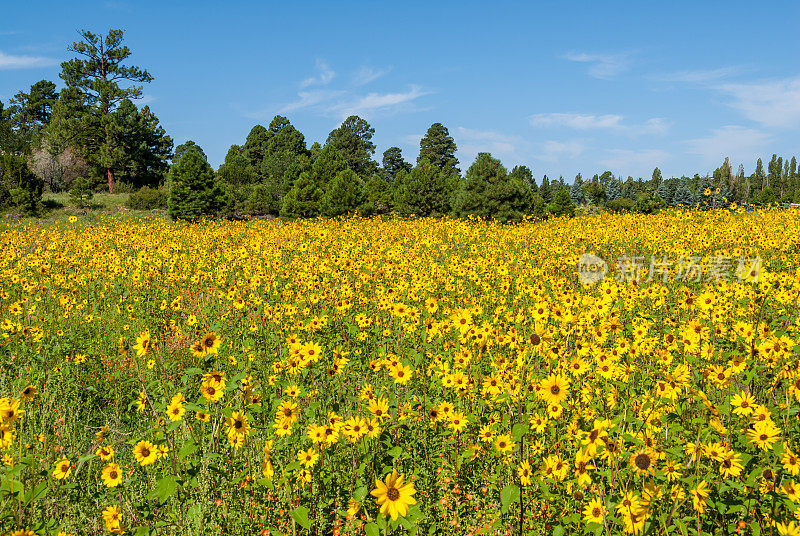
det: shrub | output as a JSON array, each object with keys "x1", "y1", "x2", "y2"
[
  {"x1": 127, "y1": 186, "x2": 168, "y2": 210},
  {"x1": 547, "y1": 188, "x2": 576, "y2": 218},
  {"x1": 1, "y1": 155, "x2": 44, "y2": 215},
  {"x1": 69, "y1": 176, "x2": 95, "y2": 208},
  {"x1": 605, "y1": 198, "x2": 637, "y2": 213},
  {"x1": 167, "y1": 148, "x2": 223, "y2": 221},
  {"x1": 245, "y1": 184, "x2": 275, "y2": 216}
]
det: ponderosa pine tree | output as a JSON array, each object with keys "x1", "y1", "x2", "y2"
[
  {"x1": 325, "y1": 116, "x2": 377, "y2": 178},
  {"x1": 167, "y1": 147, "x2": 222, "y2": 221},
  {"x1": 0, "y1": 155, "x2": 44, "y2": 215},
  {"x1": 173, "y1": 141, "x2": 206, "y2": 164},
  {"x1": 5, "y1": 80, "x2": 58, "y2": 154},
  {"x1": 393, "y1": 158, "x2": 454, "y2": 217},
  {"x1": 320, "y1": 169, "x2": 364, "y2": 217},
  {"x1": 418, "y1": 123, "x2": 459, "y2": 176},
  {"x1": 382, "y1": 147, "x2": 411, "y2": 181},
  {"x1": 452, "y1": 153, "x2": 529, "y2": 222},
  {"x1": 58, "y1": 29, "x2": 154, "y2": 193}
]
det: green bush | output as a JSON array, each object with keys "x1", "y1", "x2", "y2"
[
  {"x1": 127, "y1": 186, "x2": 168, "y2": 210},
  {"x1": 245, "y1": 184, "x2": 275, "y2": 216},
  {"x1": 167, "y1": 148, "x2": 223, "y2": 221},
  {"x1": 69, "y1": 176, "x2": 95, "y2": 208},
  {"x1": 605, "y1": 198, "x2": 637, "y2": 213},
  {"x1": 0, "y1": 155, "x2": 44, "y2": 215}
]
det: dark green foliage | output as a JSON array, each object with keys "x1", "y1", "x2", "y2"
[
  {"x1": 280, "y1": 172, "x2": 322, "y2": 219},
  {"x1": 311, "y1": 145, "x2": 348, "y2": 186},
  {"x1": 106, "y1": 99, "x2": 173, "y2": 187},
  {"x1": 548, "y1": 187, "x2": 576, "y2": 217},
  {"x1": 69, "y1": 176, "x2": 95, "y2": 208},
  {"x1": 5, "y1": 80, "x2": 58, "y2": 154},
  {"x1": 0, "y1": 155, "x2": 44, "y2": 214},
  {"x1": 635, "y1": 191, "x2": 663, "y2": 214},
  {"x1": 393, "y1": 159, "x2": 455, "y2": 217},
  {"x1": 382, "y1": 147, "x2": 411, "y2": 181},
  {"x1": 604, "y1": 179, "x2": 622, "y2": 201},
  {"x1": 243, "y1": 125, "x2": 270, "y2": 169},
  {"x1": 605, "y1": 198, "x2": 637, "y2": 213},
  {"x1": 174, "y1": 141, "x2": 207, "y2": 164},
  {"x1": 320, "y1": 169, "x2": 364, "y2": 217},
  {"x1": 751, "y1": 187, "x2": 778, "y2": 206},
  {"x1": 217, "y1": 148, "x2": 256, "y2": 186},
  {"x1": 570, "y1": 175, "x2": 585, "y2": 204},
  {"x1": 218, "y1": 183, "x2": 252, "y2": 220},
  {"x1": 418, "y1": 123, "x2": 459, "y2": 176},
  {"x1": 126, "y1": 186, "x2": 167, "y2": 210},
  {"x1": 58, "y1": 29, "x2": 154, "y2": 193},
  {"x1": 361, "y1": 175, "x2": 393, "y2": 215},
  {"x1": 672, "y1": 183, "x2": 696, "y2": 207},
  {"x1": 530, "y1": 194, "x2": 548, "y2": 218},
  {"x1": 325, "y1": 116, "x2": 377, "y2": 178},
  {"x1": 245, "y1": 184, "x2": 275, "y2": 216},
  {"x1": 539, "y1": 176, "x2": 552, "y2": 203},
  {"x1": 167, "y1": 148, "x2": 222, "y2": 221},
  {"x1": 508, "y1": 166, "x2": 534, "y2": 190},
  {"x1": 452, "y1": 153, "x2": 529, "y2": 222}
]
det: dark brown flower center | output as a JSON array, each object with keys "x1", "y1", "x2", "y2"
[
  {"x1": 387, "y1": 486, "x2": 400, "y2": 501},
  {"x1": 634, "y1": 453, "x2": 651, "y2": 470}
]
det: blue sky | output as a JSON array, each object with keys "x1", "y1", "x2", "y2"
[{"x1": 1, "y1": 1, "x2": 798, "y2": 180}]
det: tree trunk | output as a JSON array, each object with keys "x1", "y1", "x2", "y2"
[{"x1": 107, "y1": 167, "x2": 115, "y2": 194}]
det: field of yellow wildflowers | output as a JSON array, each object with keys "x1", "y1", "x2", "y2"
[{"x1": 1, "y1": 209, "x2": 800, "y2": 536}]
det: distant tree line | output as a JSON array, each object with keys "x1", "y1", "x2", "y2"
[{"x1": 1, "y1": 29, "x2": 798, "y2": 219}]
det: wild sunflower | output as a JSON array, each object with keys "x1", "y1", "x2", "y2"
[
  {"x1": 227, "y1": 411, "x2": 251, "y2": 437},
  {"x1": 196, "y1": 410, "x2": 210, "y2": 422},
  {"x1": 101, "y1": 463, "x2": 123, "y2": 488},
  {"x1": 630, "y1": 448, "x2": 656, "y2": 476},
  {"x1": 0, "y1": 398, "x2": 24, "y2": 425},
  {"x1": 20, "y1": 385, "x2": 37, "y2": 401},
  {"x1": 102, "y1": 504, "x2": 123, "y2": 533},
  {"x1": 199, "y1": 380, "x2": 224, "y2": 403},
  {"x1": 369, "y1": 397, "x2": 390, "y2": 421},
  {"x1": 748, "y1": 420, "x2": 780, "y2": 450},
  {"x1": 297, "y1": 448, "x2": 319, "y2": 468},
  {"x1": 133, "y1": 330, "x2": 151, "y2": 357},
  {"x1": 133, "y1": 440, "x2": 158, "y2": 466},
  {"x1": 719, "y1": 451, "x2": 743, "y2": 478},
  {"x1": 96, "y1": 445, "x2": 115, "y2": 461},
  {"x1": 494, "y1": 434, "x2": 515, "y2": 454},
  {"x1": 583, "y1": 498, "x2": 605, "y2": 524},
  {"x1": 517, "y1": 461, "x2": 533, "y2": 486},
  {"x1": 539, "y1": 374, "x2": 569, "y2": 406},
  {"x1": 371, "y1": 469, "x2": 417, "y2": 521},
  {"x1": 52, "y1": 457, "x2": 72, "y2": 479},
  {"x1": 199, "y1": 332, "x2": 222, "y2": 356}
]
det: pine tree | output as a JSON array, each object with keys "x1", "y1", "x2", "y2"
[
  {"x1": 280, "y1": 171, "x2": 323, "y2": 219},
  {"x1": 320, "y1": 169, "x2": 364, "y2": 217},
  {"x1": 451, "y1": 153, "x2": 529, "y2": 222},
  {"x1": 167, "y1": 147, "x2": 222, "y2": 221},
  {"x1": 381, "y1": 147, "x2": 411, "y2": 181},
  {"x1": 570, "y1": 174, "x2": 585, "y2": 204},
  {"x1": 549, "y1": 187, "x2": 576, "y2": 217},
  {"x1": 0, "y1": 155, "x2": 44, "y2": 214},
  {"x1": 325, "y1": 116, "x2": 377, "y2": 178},
  {"x1": 604, "y1": 179, "x2": 622, "y2": 201},
  {"x1": 243, "y1": 125, "x2": 271, "y2": 170},
  {"x1": 418, "y1": 123, "x2": 459, "y2": 176},
  {"x1": 393, "y1": 159, "x2": 453, "y2": 217},
  {"x1": 672, "y1": 181, "x2": 696, "y2": 207},
  {"x1": 539, "y1": 175, "x2": 552, "y2": 203},
  {"x1": 753, "y1": 158, "x2": 765, "y2": 192}
]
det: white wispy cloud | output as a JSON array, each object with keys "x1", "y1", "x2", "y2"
[
  {"x1": 329, "y1": 85, "x2": 430, "y2": 119},
  {"x1": 686, "y1": 125, "x2": 772, "y2": 165},
  {"x1": 563, "y1": 52, "x2": 632, "y2": 79},
  {"x1": 654, "y1": 66, "x2": 742, "y2": 84},
  {"x1": 599, "y1": 149, "x2": 669, "y2": 175},
  {"x1": 276, "y1": 89, "x2": 346, "y2": 114},
  {"x1": 529, "y1": 113, "x2": 669, "y2": 135},
  {"x1": 353, "y1": 65, "x2": 391, "y2": 86},
  {"x1": 299, "y1": 59, "x2": 335, "y2": 88},
  {"x1": 0, "y1": 50, "x2": 59, "y2": 69},
  {"x1": 138, "y1": 94, "x2": 156, "y2": 105},
  {"x1": 455, "y1": 127, "x2": 526, "y2": 164},
  {"x1": 718, "y1": 76, "x2": 800, "y2": 129}
]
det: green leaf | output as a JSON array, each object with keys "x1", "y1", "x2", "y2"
[
  {"x1": 152, "y1": 476, "x2": 178, "y2": 504},
  {"x1": 388, "y1": 446, "x2": 402, "y2": 459},
  {"x1": 291, "y1": 505, "x2": 312, "y2": 530},
  {"x1": 552, "y1": 525, "x2": 565, "y2": 536},
  {"x1": 354, "y1": 486, "x2": 368, "y2": 503},
  {"x1": 500, "y1": 484, "x2": 519, "y2": 513},
  {"x1": 365, "y1": 522, "x2": 380, "y2": 536},
  {"x1": 179, "y1": 440, "x2": 197, "y2": 461},
  {"x1": 511, "y1": 423, "x2": 528, "y2": 441}
]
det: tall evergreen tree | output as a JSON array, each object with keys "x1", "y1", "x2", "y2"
[
  {"x1": 539, "y1": 175, "x2": 552, "y2": 203},
  {"x1": 325, "y1": 115, "x2": 377, "y2": 177},
  {"x1": 59, "y1": 29, "x2": 154, "y2": 193},
  {"x1": 167, "y1": 146, "x2": 221, "y2": 221},
  {"x1": 320, "y1": 169, "x2": 364, "y2": 217},
  {"x1": 243, "y1": 125, "x2": 271, "y2": 169},
  {"x1": 605, "y1": 179, "x2": 622, "y2": 201},
  {"x1": 418, "y1": 123, "x2": 459, "y2": 176},
  {"x1": 174, "y1": 141, "x2": 206, "y2": 164},
  {"x1": 393, "y1": 159, "x2": 453, "y2": 217},
  {"x1": 452, "y1": 153, "x2": 529, "y2": 222},
  {"x1": 651, "y1": 167, "x2": 663, "y2": 189},
  {"x1": 753, "y1": 158, "x2": 765, "y2": 192},
  {"x1": 508, "y1": 165, "x2": 534, "y2": 190},
  {"x1": 6, "y1": 80, "x2": 58, "y2": 153},
  {"x1": 570, "y1": 174, "x2": 586, "y2": 204},
  {"x1": 381, "y1": 147, "x2": 411, "y2": 181}
]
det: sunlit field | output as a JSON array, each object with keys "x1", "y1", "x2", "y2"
[{"x1": 1, "y1": 209, "x2": 800, "y2": 536}]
